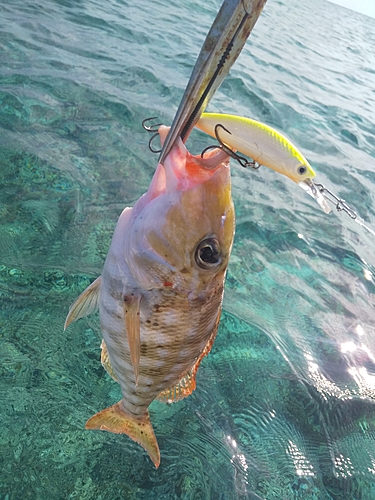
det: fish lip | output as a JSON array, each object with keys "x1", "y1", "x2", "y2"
[
  {"x1": 158, "y1": 0, "x2": 266, "y2": 165},
  {"x1": 192, "y1": 148, "x2": 230, "y2": 170},
  {"x1": 161, "y1": 125, "x2": 230, "y2": 172}
]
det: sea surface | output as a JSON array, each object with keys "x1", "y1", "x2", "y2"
[{"x1": 1, "y1": 0, "x2": 375, "y2": 498}]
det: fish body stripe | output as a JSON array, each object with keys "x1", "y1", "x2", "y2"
[{"x1": 100, "y1": 281, "x2": 223, "y2": 416}]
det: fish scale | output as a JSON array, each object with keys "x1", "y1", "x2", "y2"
[{"x1": 103, "y1": 289, "x2": 221, "y2": 379}]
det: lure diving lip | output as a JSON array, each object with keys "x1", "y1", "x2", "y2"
[{"x1": 299, "y1": 178, "x2": 332, "y2": 214}]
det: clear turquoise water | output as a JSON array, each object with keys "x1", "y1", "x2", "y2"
[{"x1": 1, "y1": 0, "x2": 375, "y2": 498}]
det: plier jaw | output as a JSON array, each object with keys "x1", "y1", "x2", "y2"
[{"x1": 158, "y1": 0, "x2": 267, "y2": 165}]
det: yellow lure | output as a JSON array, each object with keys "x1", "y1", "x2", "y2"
[{"x1": 196, "y1": 112, "x2": 316, "y2": 183}]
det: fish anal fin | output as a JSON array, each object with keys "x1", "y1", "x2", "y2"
[
  {"x1": 157, "y1": 308, "x2": 222, "y2": 404},
  {"x1": 64, "y1": 276, "x2": 101, "y2": 330},
  {"x1": 123, "y1": 294, "x2": 141, "y2": 386},
  {"x1": 100, "y1": 340, "x2": 118, "y2": 382},
  {"x1": 157, "y1": 370, "x2": 196, "y2": 404},
  {"x1": 85, "y1": 402, "x2": 160, "y2": 468},
  {"x1": 190, "y1": 306, "x2": 221, "y2": 376}
]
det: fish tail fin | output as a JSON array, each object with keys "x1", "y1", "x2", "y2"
[{"x1": 85, "y1": 402, "x2": 160, "y2": 468}]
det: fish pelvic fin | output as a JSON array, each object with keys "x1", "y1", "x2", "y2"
[
  {"x1": 64, "y1": 276, "x2": 101, "y2": 330},
  {"x1": 100, "y1": 340, "x2": 118, "y2": 382},
  {"x1": 85, "y1": 402, "x2": 160, "y2": 468},
  {"x1": 123, "y1": 294, "x2": 141, "y2": 386}
]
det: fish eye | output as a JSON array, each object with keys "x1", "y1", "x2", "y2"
[
  {"x1": 298, "y1": 165, "x2": 307, "y2": 175},
  {"x1": 195, "y1": 238, "x2": 221, "y2": 269}
]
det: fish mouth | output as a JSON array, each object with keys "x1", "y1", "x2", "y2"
[
  {"x1": 159, "y1": 125, "x2": 229, "y2": 171},
  {"x1": 158, "y1": 0, "x2": 266, "y2": 165},
  {"x1": 157, "y1": 125, "x2": 231, "y2": 191}
]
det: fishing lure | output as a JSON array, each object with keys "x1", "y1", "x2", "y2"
[
  {"x1": 196, "y1": 112, "x2": 316, "y2": 183},
  {"x1": 196, "y1": 112, "x2": 370, "y2": 225},
  {"x1": 196, "y1": 112, "x2": 333, "y2": 214}
]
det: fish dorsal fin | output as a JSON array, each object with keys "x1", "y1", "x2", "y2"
[
  {"x1": 100, "y1": 340, "x2": 118, "y2": 382},
  {"x1": 64, "y1": 276, "x2": 101, "y2": 330},
  {"x1": 157, "y1": 370, "x2": 196, "y2": 404},
  {"x1": 85, "y1": 402, "x2": 160, "y2": 468},
  {"x1": 123, "y1": 293, "x2": 141, "y2": 386}
]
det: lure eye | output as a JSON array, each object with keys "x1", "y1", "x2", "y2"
[
  {"x1": 298, "y1": 165, "x2": 307, "y2": 176},
  {"x1": 195, "y1": 238, "x2": 221, "y2": 269}
]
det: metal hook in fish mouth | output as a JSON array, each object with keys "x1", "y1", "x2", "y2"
[
  {"x1": 142, "y1": 117, "x2": 163, "y2": 154},
  {"x1": 201, "y1": 123, "x2": 260, "y2": 170}
]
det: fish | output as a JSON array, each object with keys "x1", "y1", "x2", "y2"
[
  {"x1": 64, "y1": 125, "x2": 235, "y2": 467},
  {"x1": 196, "y1": 112, "x2": 332, "y2": 213},
  {"x1": 64, "y1": 0, "x2": 266, "y2": 468}
]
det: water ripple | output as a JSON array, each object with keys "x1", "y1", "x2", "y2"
[{"x1": 2, "y1": 0, "x2": 375, "y2": 498}]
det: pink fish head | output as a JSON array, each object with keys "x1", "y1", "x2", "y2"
[{"x1": 127, "y1": 125, "x2": 235, "y2": 294}]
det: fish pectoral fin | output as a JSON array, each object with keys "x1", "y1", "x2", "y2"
[
  {"x1": 100, "y1": 340, "x2": 118, "y2": 382},
  {"x1": 157, "y1": 370, "x2": 196, "y2": 404},
  {"x1": 85, "y1": 402, "x2": 160, "y2": 468},
  {"x1": 64, "y1": 276, "x2": 102, "y2": 330},
  {"x1": 123, "y1": 293, "x2": 141, "y2": 386}
]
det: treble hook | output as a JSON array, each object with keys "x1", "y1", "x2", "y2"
[
  {"x1": 201, "y1": 123, "x2": 260, "y2": 170},
  {"x1": 314, "y1": 182, "x2": 357, "y2": 219},
  {"x1": 142, "y1": 117, "x2": 163, "y2": 154}
]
